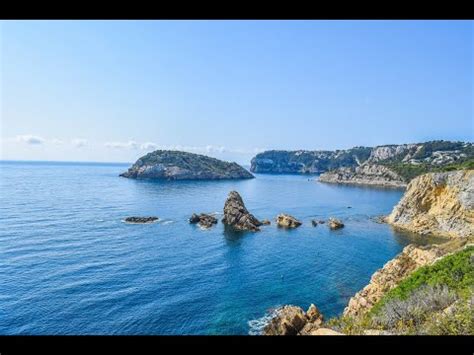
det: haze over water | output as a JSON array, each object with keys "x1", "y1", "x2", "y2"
[{"x1": 0, "y1": 160, "x2": 448, "y2": 335}]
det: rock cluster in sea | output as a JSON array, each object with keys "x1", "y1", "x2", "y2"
[
  {"x1": 189, "y1": 213, "x2": 218, "y2": 229},
  {"x1": 222, "y1": 191, "x2": 262, "y2": 232}
]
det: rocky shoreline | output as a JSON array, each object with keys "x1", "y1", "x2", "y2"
[{"x1": 260, "y1": 169, "x2": 473, "y2": 336}]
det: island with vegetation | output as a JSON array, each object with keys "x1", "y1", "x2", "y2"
[{"x1": 120, "y1": 150, "x2": 254, "y2": 180}]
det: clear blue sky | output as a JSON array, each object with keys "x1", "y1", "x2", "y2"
[{"x1": 1, "y1": 20, "x2": 473, "y2": 164}]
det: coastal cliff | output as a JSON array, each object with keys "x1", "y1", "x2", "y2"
[
  {"x1": 120, "y1": 150, "x2": 254, "y2": 180},
  {"x1": 251, "y1": 141, "x2": 473, "y2": 188},
  {"x1": 386, "y1": 170, "x2": 474, "y2": 238}
]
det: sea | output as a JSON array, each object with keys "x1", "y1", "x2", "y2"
[{"x1": 0, "y1": 160, "x2": 444, "y2": 335}]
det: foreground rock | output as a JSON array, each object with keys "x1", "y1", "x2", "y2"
[
  {"x1": 189, "y1": 213, "x2": 218, "y2": 228},
  {"x1": 263, "y1": 304, "x2": 325, "y2": 336},
  {"x1": 343, "y1": 244, "x2": 445, "y2": 317},
  {"x1": 386, "y1": 170, "x2": 474, "y2": 239},
  {"x1": 222, "y1": 191, "x2": 262, "y2": 231},
  {"x1": 276, "y1": 214, "x2": 302, "y2": 228},
  {"x1": 328, "y1": 218, "x2": 344, "y2": 230},
  {"x1": 124, "y1": 216, "x2": 159, "y2": 224},
  {"x1": 120, "y1": 150, "x2": 254, "y2": 180}
]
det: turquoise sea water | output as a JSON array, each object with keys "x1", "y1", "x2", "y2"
[{"x1": 0, "y1": 161, "x2": 441, "y2": 335}]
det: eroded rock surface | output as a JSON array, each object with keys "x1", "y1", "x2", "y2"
[
  {"x1": 222, "y1": 191, "x2": 262, "y2": 231},
  {"x1": 386, "y1": 170, "x2": 474, "y2": 238},
  {"x1": 276, "y1": 214, "x2": 302, "y2": 228}
]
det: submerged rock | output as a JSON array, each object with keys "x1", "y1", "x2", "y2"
[
  {"x1": 189, "y1": 213, "x2": 218, "y2": 228},
  {"x1": 124, "y1": 216, "x2": 159, "y2": 224},
  {"x1": 328, "y1": 218, "x2": 344, "y2": 230},
  {"x1": 222, "y1": 191, "x2": 262, "y2": 232},
  {"x1": 261, "y1": 219, "x2": 271, "y2": 225},
  {"x1": 276, "y1": 214, "x2": 302, "y2": 228},
  {"x1": 311, "y1": 219, "x2": 318, "y2": 227}
]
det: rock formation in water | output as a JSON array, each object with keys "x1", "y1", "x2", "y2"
[
  {"x1": 386, "y1": 170, "x2": 474, "y2": 238},
  {"x1": 328, "y1": 217, "x2": 344, "y2": 230},
  {"x1": 275, "y1": 214, "x2": 302, "y2": 228},
  {"x1": 120, "y1": 150, "x2": 254, "y2": 180},
  {"x1": 343, "y1": 244, "x2": 445, "y2": 317},
  {"x1": 222, "y1": 191, "x2": 262, "y2": 232},
  {"x1": 189, "y1": 213, "x2": 218, "y2": 228},
  {"x1": 123, "y1": 216, "x2": 159, "y2": 224},
  {"x1": 251, "y1": 141, "x2": 473, "y2": 187}
]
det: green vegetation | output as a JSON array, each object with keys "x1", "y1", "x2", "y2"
[
  {"x1": 383, "y1": 158, "x2": 474, "y2": 182},
  {"x1": 327, "y1": 246, "x2": 474, "y2": 335}
]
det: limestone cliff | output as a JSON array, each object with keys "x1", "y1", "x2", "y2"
[{"x1": 386, "y1": 170, "x2": 474, "y2": 238}]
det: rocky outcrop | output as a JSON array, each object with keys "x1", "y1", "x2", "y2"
[
  {"x1": 386, "y1": 170, "x2": 474, "y2": 238},
  {"x1": 263, "y1": 304, "x2": 325, "y2": 336},
  {"x1": 120, "y1": 150, "x2": 254, "y2": 180},
  {"x1": 328, "y1": 218, "x2": 344, "y2": 230},
  {"x1": 319, "y1": 164, "x2": 407, "y2": 188},
  {"x1": 343, "y1": 244, "x2": 445, "y2": 318},
  {"x1": 189, "y1": 213, "x2": 218, "y2": 228},
  {"x1": 222, "y1": 191, "x2": 262, "y2": 232},
  {"x1": 124, "y1": 216, "x2": 159, "y2": 224},
  {"x1": 276, "y1": 214, "x2": 302, "y2": 228}
]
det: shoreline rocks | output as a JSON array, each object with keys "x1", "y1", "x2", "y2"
[
  {"x1": 276, "y1": 214, "x2": 302, "y2": 228},
  {"x1": 189, "y1": 213, "x2": 218, "y2": 229},
  {"x1": 386, "y1": 170, "x2": 474, "y2": 239},
  {"x1": 222, "y1": 191, "x2": 262, "y2": 232},
  {"x1": 124, "y1": 216, "x2": 159, "y2": 224},
  {"x1": 343, "y1": 244, "x2": 445, "y2": 317}
]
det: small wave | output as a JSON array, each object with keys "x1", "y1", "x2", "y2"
[
  {"x1": 248, "y1": 306, "x2": 281, "y2": 335},
  {"x1": 160, "y1": 220, "x2": 174, "y2": 225}
]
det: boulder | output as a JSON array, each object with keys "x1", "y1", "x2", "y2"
[
  {"x1": 189, "y1": 213, "x2": 217, "y2": 228},
  {"x1": 261, "y1": 219, "x2": 271, "y2": 225},
  {"x1": 311, "y1": 219, "x2": 318, "y2": 227},
  {"x1": 222, "y1": 191, "x2": 262, "y2": 232},
  {"x1": 263, "y1": 306, "x2": 308, "y2": 335},
  {"x1": 328, "y1": 217, "x2": 344, "y2": 230},
  {"x1": 276, "y1": 214, "x2": 302, "y2": 228}
]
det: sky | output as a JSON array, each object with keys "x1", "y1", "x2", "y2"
[{"x1": 1, "y1": 20, "x2": 473, "y2": 164}]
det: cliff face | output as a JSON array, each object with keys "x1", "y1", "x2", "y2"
[
  {"x1": 386, "y1": 170, "x2": 474, "y2": 238},
  {"x1": 120, "y1": 150, "x2": 254, "y2": 180},
  {"x1": 251, "y1": 141, "x2": 473, "y2": 187},
  {"x1": 343, "y1": 244, "x2": 445, "y2": 318},
  {"x1": 319, "y1": 164, "x2": 407, "y2": 188}
]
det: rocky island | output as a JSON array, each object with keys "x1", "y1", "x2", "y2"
[
  {"x1": 251, "y1": 141, "x2": 473, "y2": 188},
  {"x1": 120, "y1": 150, "x2": 254, "y2": 180}
]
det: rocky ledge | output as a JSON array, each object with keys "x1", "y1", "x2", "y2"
[
  {"x1": 222, "y1": 191, "x2": 262, "y2": 231},
  {"x1": 120, "y1": 150, "x2": 254, "y2": 180},
  {"x1": 343, "y1": 244, "x2": 445, "y2": 317},
  {"x1": 386, "y1": 170, "x2": 474, "y2": 238}
]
